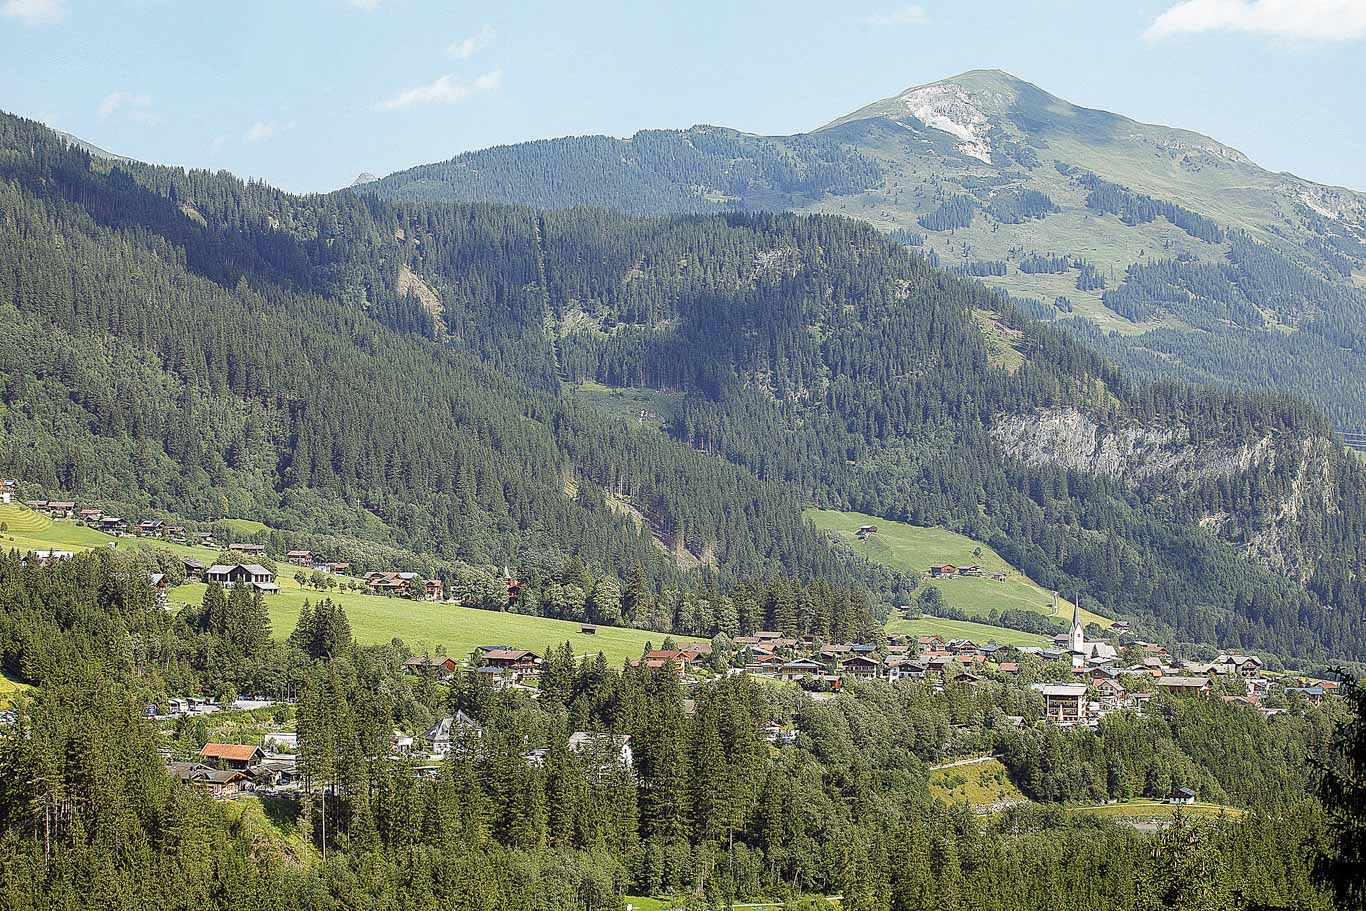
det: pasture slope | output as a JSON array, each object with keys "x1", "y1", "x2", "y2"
[{"x1": 805, "y1": 508, "x2": 1110, "y2": 628}]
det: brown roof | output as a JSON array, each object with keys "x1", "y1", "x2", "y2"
[{"x1": 199, "y1": 743, "x2": 263, "y2": 763}]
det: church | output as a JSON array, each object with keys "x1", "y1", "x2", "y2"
[{"x1": 1063, "y1": 596, "x2": 1117, "y2": 668}]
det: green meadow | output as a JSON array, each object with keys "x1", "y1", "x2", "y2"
[{"x1": 805, "y1": 508, "x2": 1109, "y2": 628}]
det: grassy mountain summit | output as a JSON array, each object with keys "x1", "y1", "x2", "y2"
[{"x1": 358, "y1": 69, "x2": 1366, "y2": 427}]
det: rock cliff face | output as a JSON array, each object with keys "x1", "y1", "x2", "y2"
[{"x1": 989, "y1": 407, "x2": 1338, "y2": 581}]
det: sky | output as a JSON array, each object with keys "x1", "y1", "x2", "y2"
[{"x1": 2, "y1": 0, "x2": 1365, "y2": 194}]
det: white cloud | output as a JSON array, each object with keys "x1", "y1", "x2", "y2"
[
  {"x1": 864, "y1": 5, "x2": 928, "y2": 26},
  {"x1": 373, "y1": 69, "x2": 503, "y2": 111},
  {"x1": 1146, "y1": 0, "x2": 1366, "y2": 41},
  {"x1": 96, "y1": 91, "x2": 161, "y2": 126},
  {"x1": 449, "y1": 24, "x2": 495, "y2": 59},
  {"x1": 244, "y1": 120, "x2": 295, "y2": 143},
  {"x1": 1, "y1": 0, "x2": 66, "y2": 26}
]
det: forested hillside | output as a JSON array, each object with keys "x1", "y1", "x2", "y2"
[
  {"x1": 1, "y1": 110, "x2": 1365, "y2": 666},
  {"x1": 357, "y1": 69, "x2": 1366, "y2": 428}
]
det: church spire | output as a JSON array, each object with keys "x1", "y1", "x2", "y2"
[{"x1": 1068, "y1": 596, "x2": 1084, "y2": 654}]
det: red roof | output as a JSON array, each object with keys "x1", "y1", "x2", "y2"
[{"x1": 199, "y1": 743, "x2": 262, "y2": 763}]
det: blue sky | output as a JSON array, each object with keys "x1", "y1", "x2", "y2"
[{"x1": 2, "y1": 0, "x2": 1364, "y2": 194}]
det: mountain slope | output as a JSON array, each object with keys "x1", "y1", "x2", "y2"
[
  {"x1": 2, "y1": 110, "x2": 1365, "y2": 665},
  {"x1": 358, "y1": 70, "x2": 1366, "y2": 428}
]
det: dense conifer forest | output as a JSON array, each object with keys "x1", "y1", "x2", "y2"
[{"x1": 1, "y1": 111, "x2": 1365, "y2": 667}]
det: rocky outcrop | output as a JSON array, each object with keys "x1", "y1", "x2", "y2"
[
  {"x1": 990, "y1": 407, "x2": 1339, "y2": 581},
  {"x1": 988, "y1": 407, "x2": 1280, "y2": 484}
]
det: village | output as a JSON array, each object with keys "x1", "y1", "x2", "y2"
[
  {"x1": 149, "y1": 597, "x2": 1338, "y2": 804},
  {"x1": 0, "y1": 481, "x2": 1344, "y2": 808}
]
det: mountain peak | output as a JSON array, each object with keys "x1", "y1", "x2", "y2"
[{"x1": 350, "y1": 172, "x2": 379, "y2": 188}]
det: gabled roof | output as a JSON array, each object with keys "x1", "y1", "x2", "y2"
[{"x1": 199, "y1": 743, "x2": 264, "y2": 763}]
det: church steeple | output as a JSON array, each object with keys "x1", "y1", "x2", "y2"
[{"x1": 1068, "y1": 596, "x2": 1084, "y2": 654}]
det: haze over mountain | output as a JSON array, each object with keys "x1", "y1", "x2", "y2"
[{"x1": 356, "y1": 70, "x2": 1366, "y2": 429}]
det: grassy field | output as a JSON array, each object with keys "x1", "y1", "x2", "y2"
[
  {"x1": 885, "y1": 615, "x2": 1047, "y2": 648},
  {"x1": 168, "y1": 576, "x2": 699, "y2": 664},
  {"x1": 217, "y1": 517, "x2": 270, "y2": 537},
  {"x1": 0, "y1": 668, "x2": 30, "y2": 709},
  {"x1": 929, "y1": 758, "x2": 1027, "y2": 807},
  {"x1": 568, "y1": 380, "x2": 681, "y2": 432},
  {"x1": 806, "y1": 508, "x2": 1109, "y2": 628},
  {"x1": 1, "y1": 502, "x2": 681, "y2": 664}
]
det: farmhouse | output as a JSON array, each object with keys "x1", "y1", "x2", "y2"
[
  {"x1": 403, "y1": 655, "x2": 458, "y2": 678},
  {"x1": 46, "y1": 501, "x2": 75, "y2": 518},
  {"x1": 928, "y1": 564, "x2": 956, "y2": 577},
  {"x1": 198, "y1": 743, "x2": 265, "y2": 770},
  {"x1": 286, "y1": 550, "x2": 314, "y2": 564},
  {"x1": 1154, "y1": 676, "x2": 1212, "y2": 697},
  {"x1": 168, "y1": 761, "x2": 250, "y2": 799},
  {"x1": 228, "y1": 543, "x2": 267, "y2": 556},
  {"x1": 840, "y1": 655, "x2": 881, "y2": 679},
  {"x1": 205, "y1": 563, "x2": 279, "y2": 593},
  {"x1": 777, "y1": 659, "x2": 823, "y2": 681},
  {"x1": 481, "y1": 649, "x2": 543, "y2": 674}
]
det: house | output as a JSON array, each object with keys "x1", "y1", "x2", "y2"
[
  {"x1": 762, "y1": 721, "x2": 798, "y2": 745},
  {"x1": 997, "y1": 662, "x2": 1020, "y2": 675},
  {"x1": 777, "y1": 659, "x2": 823, "y2": 681},
  {"x1": 949, "y1": 671, "x2": 982, "y2": 685},
  {"x1": 855, "y1": 524, "x2": 878, "y2": 539},
  {"x1": 420, "y1": 711, "x2": 482, "y2": 754},
  {"x1": 819, "y1": 644, "x2": 852, "y2": 661},
  {"x1": 198, "y1": 743, "x2": 265, "y2": 770},
  {"x1": 885, "y1": 659, "x2": 927, "y2": 681},
  {"x1": 422, "y1": 578, "x2": 444, "y2": 600},
  {"x1": 148, "y1": 572, "x2": 169, "y2": 591},
  {"x1": 137, "y1": 520, "x2": 163, "y2": 537},
  {"x1": 182, "y1": 558, "x2": 206, "y2": 580},
  {"x1": 228, "y1": 543, "x2": 267, "y2": 556},
  {"x1": 928, "y1": 564, "x2": 956, "y2": 577},
  {"x1": 1213, "y1": 654, "x2": 1264, "y2": 677},
  {"x1": 78, "y1": 507, "x2": 103, "y2": 523},
  {"x1": 286, "y1": 550, "x2": 314, "y2": 565},
  {"x1": 744, "y1": 653, "x2": 783, "y2": 674},
  {"x1": 1155, "y1": 676, "x2": 1212, "y2": 697},
  {"x1": 916, "y1": 635, "x2": 946, "y2": 652},
  {"x1": 0, "y1": 490, "x2": 9, "y2": 505},
  {"x1": 580, "y1": 624, "x2": 597, "y2": 635},
  {"x1": 46, "y1": 501, "x2": 75, "y2": 518},
  {"x1": 568, "y1": 731, "x2": 633, "y2": 770},
  {"x1": 25, "y1": 550, "x2": 74, "y2": 567},
  {"x1": 1039, "y1": 684, "x2": 1088, "y2": 725},
  {"x1": 840, "y1": 655, "x2": 881, "y2": 679},
  {"x1": 958, "y1": 564, "x2": 985, "y2": 578},
  {"x1": 205, "y1": 563, "x2": 279, "y2": 593},
  {"x1": 1169, "y1": 787, "x2": 1197, "y2": 806},
  {"x1": 481, "y1": 649, "x2": 543, "y2": 674},
  {"x1": 323, "y1": 562, "x2": 351, "y2": 574},
  {"x1": 403, "y1": 655, "x2": 458, "y2": 678},
  {"x1": 1092, "y1": 677, "x2": 1126, "y2": 710},
  {"x1": 1285, "y1": 686, "x2": 1325, "y2": 704},
  {"x1": 168, "y1": 761, "x2": 249, "y2": 799},
  {"x1": 193, "y1": 531, "x2": 215, "y2": 546},
  {"x1": 97, "y1": 516, "x2": 127, "y2": 534}
]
